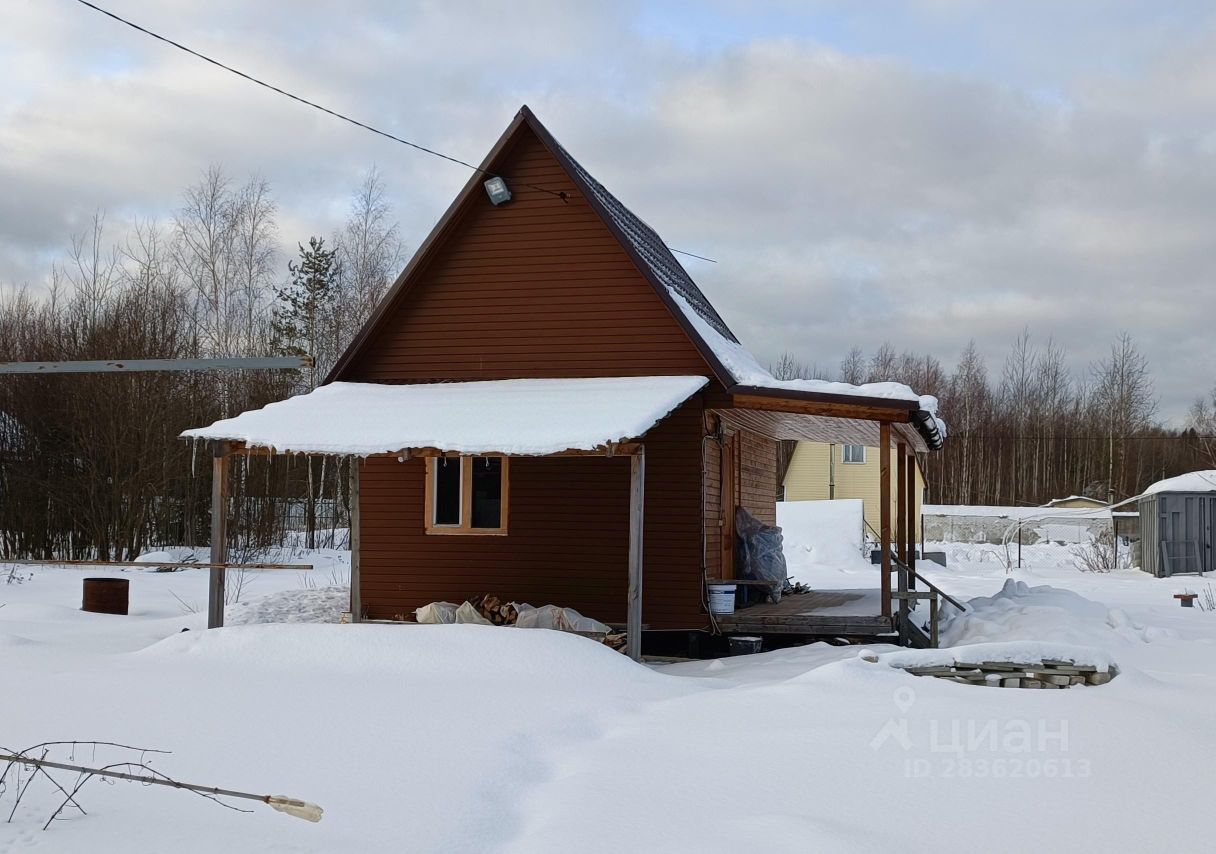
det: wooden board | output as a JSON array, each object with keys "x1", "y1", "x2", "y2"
[{"x1": 714, "y1": 591, "x2": 895, "y2": 636}]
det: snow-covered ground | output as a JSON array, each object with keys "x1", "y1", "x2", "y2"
[{"x1": 4, "y1": 523, "x2": 1216, "y2": 852}]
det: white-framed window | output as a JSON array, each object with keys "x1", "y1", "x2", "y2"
[
  {"x1": 425, "y1": 456, "x2": 509, "y2": 535},
  {"x1": 842, "y1": 445, "x2": 866, "y2": 464}
]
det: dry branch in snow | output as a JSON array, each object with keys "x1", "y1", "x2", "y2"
[{"x1": 0, "y1": 741, "x2": 322, "y2": 831}]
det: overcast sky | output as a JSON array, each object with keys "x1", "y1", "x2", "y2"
[{"x1": 3, "y1": 1, "x2": 1215, "y2": 420}]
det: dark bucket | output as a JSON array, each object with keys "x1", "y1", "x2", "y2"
[
  {"x1": 82, "y1": 577, "x2": 129, "y2": 615},
  {"x1": 728, "y1": 635, "x2": 763, "y2": 656}
]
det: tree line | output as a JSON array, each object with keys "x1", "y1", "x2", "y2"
[
  {"x1": 3, "y1": 163, "x2": 1211, "y2": 559},
  {"x1": 0, "y1": 166, "x2": 402, "y2": 560},
  {"x1": 774, "y1": 331, "x2": 1214, "y2": 506}
]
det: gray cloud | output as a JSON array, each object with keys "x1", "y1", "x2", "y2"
[{"x1": 2, "y1": 1, "x2": 1214, "y2": 419}]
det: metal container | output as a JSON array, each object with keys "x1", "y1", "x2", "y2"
[
  {"x1": 82, "y1": 577, "x2": 129, "y2": 615},
  {"x1": 727, "y1": 635, "x2": 763, "y2": 655},
  {"x1": 1139, "y1": 492, "x2": 1215, "y2": 577}
]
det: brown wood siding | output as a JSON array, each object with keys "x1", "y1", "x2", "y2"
[
  {"x1": 346, "y1": 124, "x2": 714, "y2": 630},
  {"x1": 703, "y1": 422, "x2": 722, "y2": 581},
  {"x1": 704, "y1": 425, "x2": 777, "y2": 580},
  {"x1": 359, "y1": 400, "x2": 705, "y2": 629},
  {"x1": 739, "y1": 429, "x2": 778, "y2": 526},
  {"x1": 345, "y1": 126, "x2": 709, "y2": 382}
]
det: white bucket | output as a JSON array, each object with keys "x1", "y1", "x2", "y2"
[{"x1": 708, "y1": 583, "x2": 737, "y2": 615}]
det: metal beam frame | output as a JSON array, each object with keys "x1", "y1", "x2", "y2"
[{"x1": 0, "y1": 357, "x2": 312, "y2": 375}]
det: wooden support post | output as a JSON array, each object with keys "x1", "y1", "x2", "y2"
[
  {"x1": 348, "y1": 456, "x2": 361, "y2": 623},
  {"x1": 627, "y1": 448, "x2": 646, "y2": 662},
  {"x1": 879, "y1": 423, "x2": 892, "y2": 618},
  {"x1": 896, "y1": 549, "x2": 909, "y2": 645},
  {"x1": 208, "y1": 440, "x2": 230, "y2": 629},
  {"x1": 896, "y1": 443, "x2": 908, "y2": 565},
  {"x1": 906, "y1": 446, "x2": 918, "y2": 582}
]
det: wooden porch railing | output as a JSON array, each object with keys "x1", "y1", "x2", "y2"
[{"x1": 891, "y1": 555, "x2": 965, "y2": 647}]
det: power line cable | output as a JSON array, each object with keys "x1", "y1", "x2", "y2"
[
  {"x1": 944, "y1": 435, "x2": 1216, "y2": 441},
  {"x1": 70, "y1": 0, "x2": 717, "y2": 263},
  {"x1": 71, "y1": 0, "x2": 558, "y2": 194}
]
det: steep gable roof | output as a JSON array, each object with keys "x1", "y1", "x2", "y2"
[
  {"x1": 327, "y1": 106, "x2": 944, "y2": 450},
  {"x1": 327, "y1": 105, "x2": 741, "y2": 387}
]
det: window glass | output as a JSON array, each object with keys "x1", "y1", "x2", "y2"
[
  {"x1": 843, "y1": 445, "x2": 866, "y2": 463},
  {"x1": 433, "y1": 457, "x2": 461, "y2": 525},
  {"x1": 471, "y1": 457, "x2": 502, "y2": 528}
]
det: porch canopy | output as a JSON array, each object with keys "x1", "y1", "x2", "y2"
[
  {"x1": 183, "y1": 375, "x2": 709, "y2": 456},
  {"x1": 182, "y1": 375, "x2": 709, "y2": 658},
  {"x1": 706, "y1": 382, "x2": 946, "y2": 632}
]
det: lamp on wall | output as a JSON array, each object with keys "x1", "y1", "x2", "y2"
[{"x1": 483, "y1": 176, "x2": 512, "y2": 205}]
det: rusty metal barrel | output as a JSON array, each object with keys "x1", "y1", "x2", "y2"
[{"x1": 82, "y1": 577, "x2": 129, "y2": 615}]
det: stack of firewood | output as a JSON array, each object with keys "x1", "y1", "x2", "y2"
[
  {"x1": 463, "y1": 593, "x2": 628, "y2": 652},
  {"x1": 466, "y1": 594, "x2": 518, "y2": 626},
  {"x1": 603, "y1": 632, "x2": 627, "y2": 652}
]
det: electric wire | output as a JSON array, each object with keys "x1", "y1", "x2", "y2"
[{"x1": 71, "y1": 0, "x2": 717, "y2": 263}]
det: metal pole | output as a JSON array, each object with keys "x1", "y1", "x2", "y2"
[
  {"x1": 0, "y1": 356, "x2": 312, "y2": 374},
  {"x1": 626, "y1": 448, "x2": 646, "y2": 661},
  {"x1": 208, "y1": 441, "x2": 230, "y2": 629},
  {"x1": 0, "y1": 559, "x2": 309, "y2": 570},
  {"x1": 1017, "y1": 521, "x2": 1023, "y2": 569}
]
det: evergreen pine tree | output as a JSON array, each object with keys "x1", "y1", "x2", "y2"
[{"x1": 272, "y1": 236, "x2": 340, "y2": 389}]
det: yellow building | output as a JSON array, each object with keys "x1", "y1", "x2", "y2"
[{"x1": 782, "y1": 441, "x2": 926, "y2": 540}]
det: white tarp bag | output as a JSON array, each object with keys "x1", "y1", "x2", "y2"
[
  {"x1": 453, "y1": 601, "x2": 493, "y2": 625},
  {"x1": 415, "y1": 601, "x2": 459, "y2": 624},
  {"x1": 514, "y1": 604, "x2": 611, "y2": 634}
]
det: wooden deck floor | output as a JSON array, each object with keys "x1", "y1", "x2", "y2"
[{"x1": 712, "y1": 590, "x2": 895, "y2": 636}]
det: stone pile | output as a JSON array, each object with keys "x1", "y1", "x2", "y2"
[{"x1": 898, "y1": 659, "x2": 1116, "y2": 689}]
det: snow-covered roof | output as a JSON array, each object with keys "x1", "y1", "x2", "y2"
[
  {"x1": 1042, "y1": 495, "x2": 1109, "y2": 507},
  {"x1": 327, "y1": 106, "x2": 946, "y2": 451},
  {"x1": 1143, "y1": 470, "x2": 1216, "y2": 495},
  {"x1": 527, "y1": 109, "x2": 947, "y2": 447},
  {"x1": 667, "y1": 292, "x2": 947, "y2": 437},
  {"x1": 181, "y1": 376, "x2": 709, "y2": 456}
]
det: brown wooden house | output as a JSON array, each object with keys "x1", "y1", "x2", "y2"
[{"x1": 186, "y1": 106, "x2": 948, "y2": 656}]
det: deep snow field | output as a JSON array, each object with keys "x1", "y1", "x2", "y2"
[{"x1": 4, "y1": 520, "x2": 1216, "y2": 853}]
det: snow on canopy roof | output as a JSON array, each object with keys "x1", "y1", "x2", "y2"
[
  {"x1": 665, "y1": 291, "x2": 948, "y2": 440},
  {"x1": 1143, "y1": 470, "x2": 1216, "y2": 495},
  {"x1": 181, "y1": 376, "x2": 709, "y2": 456}
]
